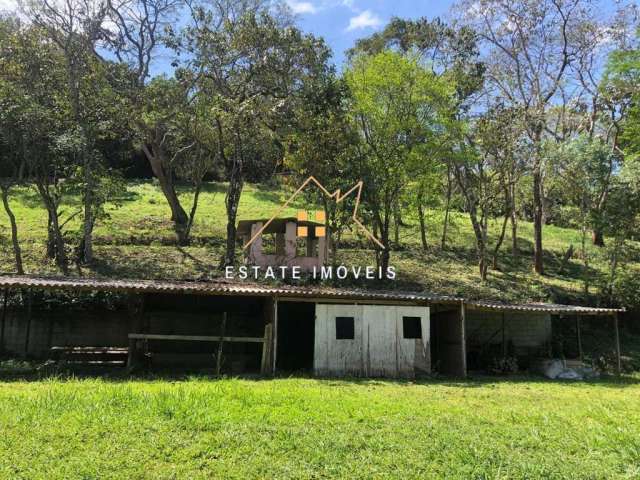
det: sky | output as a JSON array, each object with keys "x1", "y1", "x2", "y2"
[
  {"x1": 287, "y1": 0, "x2": 456, "y2": 67},
  {"x1": 0, "y1": 0, "x2": 458, "y2": 72}
]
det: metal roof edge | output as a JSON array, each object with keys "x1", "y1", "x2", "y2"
[{"x1": 0, "y1": 275, "x2": 624, "y2": 314}]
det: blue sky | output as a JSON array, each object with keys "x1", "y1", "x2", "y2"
[
  {"x1": 287, "y1": 0, "x2": 456, "y2": 67},
  {"x1": 0, "y1": 0, "x2": 457, "y2": 73}
]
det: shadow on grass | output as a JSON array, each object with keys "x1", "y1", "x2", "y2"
[{"x1": 0, "y1": 364, "x2": 637, "y2": 388}]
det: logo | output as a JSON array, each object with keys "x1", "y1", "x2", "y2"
[{"x1": 243, "y1": 176, "x2": 385, "y2": 250}]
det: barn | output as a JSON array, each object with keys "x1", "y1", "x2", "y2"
[{"x1": 0, "y1": 276, "x2": 624, "y2": 377}]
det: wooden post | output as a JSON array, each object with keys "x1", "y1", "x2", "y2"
[
  {"x1": 0, "y1": 289, "x2": 8, "y2": 355},
  {"x1": 460, "y1": 301, "x2": 468, "y2": 378},
  {"x1": 614, "y1": 313, "x2": 621, "y2": 376},
  {"x1": 501, "y1": 312, "x2": 506, "y2": 357},
  {"x1": 272, "y1": 297, "x2": 278, "y2": 375},
  {"x1": 126, "y1": 337, "x2": 136, "y2": 370},
  {"x1": 576, "y1": 315, "x2": 583, "y2": 362},
  {"x1": 216, "y1": 312, "x2": 227, "y2": 375},
  {"x1": 260, "y1": 324, "x2": 273, "y2": 375},
  {"x1": 23, "y1": 289, "x2": 32, "y2": 358}
]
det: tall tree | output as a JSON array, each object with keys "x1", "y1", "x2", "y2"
[
  {"x1": 456, "y1": 0, "x2": 602, "y2": 274},
  {"x1": 284, "y1": 76, "x2": 361, "y2": 264},
  {"x1": 349, "y1": 17, "x2": 484, "y2": 251},
  {"x1": 182, "y1": 0, "x2": 332, "y2": 266},
  {"x1": 345, "y1": 51, "x2": 455, "y2": 273},
  {"x1": 20, "y1": 0, "x2": 111, "y2": 264},
  {"x1": 106, "y1": 0, "x2": 192, "y2": 244}
]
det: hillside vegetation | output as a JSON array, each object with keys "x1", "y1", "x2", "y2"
[{"x1": 1, "y1": 180, "x2": 638, "y2": 305}]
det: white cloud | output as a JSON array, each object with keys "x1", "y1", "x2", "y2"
[
  {"x1": 0, "y1": 0, "x2": 18, "y2": 12},
  {"x1": 346, "y1": 10, "x2": 382, "y2": 32},
  {"x1": 287, "y1": 0, "x2": 318, "y2": 15}
]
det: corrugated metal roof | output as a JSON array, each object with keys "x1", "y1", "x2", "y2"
[
  {"x1": 0, "y1": 275, "x2": 623, "y2": 315},
  {"x1": 465, "y1": 300, "x2": 623, "y2": 315},
  {"x1": 0, "y1": 275, "x2": 458, "y2": 304}
]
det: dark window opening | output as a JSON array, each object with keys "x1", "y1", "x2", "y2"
[
  {"x1": 336, "y1": 317, "x2": 355, "y2": 340},
  {"x1": 296, "y1": 237, "x2": 307, "y2": 257},
  {"x1": 403, "y1": 316, "x2": 422, "y2": 339},
  {"x1": 262, "y1": 233, "x2": 277, "y2": 255}
]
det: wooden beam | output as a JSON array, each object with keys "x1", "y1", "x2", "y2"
[
  {"x1": 501, "y1": 312, "x2": 506, "y2": 357},
  {"x1": 277, "y1": 297, "x2": 430, "y2": 306},
  {"x1": 126, "y1": 336, "x2": 137, "y2": 371},
  {"x1": 128, "y1": 333, "x2": 264, "y2": 343},
  {"x1": 23, "y1": 289, "x2": 32, "y2": 358},
  {"x1": 576, "y1": 315, "x2": 583, "y2": 361},
  {"x1": 215, "y1": 312, "x2": 227, "y2": 375},
  {"x1": 260, "y1": 323, "x2": 273, "y2": 375},
  {"x1": 0, "y1": 289, "x2": 7, "y2": 355},
  {"x1": 272, "y1": 296, "x2": 279, "y2": 375},
  {"x1": 460, "y1": 301, "x2": 468, "y2": 378},
  {"x1": 614, "y1": 313, "x2": 621, "y2": 376}
]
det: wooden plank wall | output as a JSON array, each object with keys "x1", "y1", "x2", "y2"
[{"x1": 313, "y1": 304, "x2": 430, "y2": 378}]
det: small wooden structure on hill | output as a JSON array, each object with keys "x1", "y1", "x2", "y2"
[{"x1": 237, "y1": 216, "x2": 328, "y2": 272}]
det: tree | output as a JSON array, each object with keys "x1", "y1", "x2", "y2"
[
  {"x1": 20, "y1": 0, "x2": 117, "y2": 264},
  {"x1": 456, "y1": 0, "x2": 603, "y2": 274},
  {"x1": 284, "y1": 76, "x2": 361, "y2": 264},
  {"x1": 350, "y1": 17, "x2": 485, "y2": 252},
  {"x1": 106, "y1": 0, "x2": 193, "y2": 244},
  {"x1": 182, "y1": 0, "x2": 332, "y2": 266},
  {"x1": 345, "y1": 51, "x2": 455, "y2": 273},
  {"x1": 452, "y1": 107, "x2": 522, "y2": 280},
  {"x1": 0, "y1": 17, "x2": 72, "y2": 273},
  {"x1": 548, "y1": 136, "x2": 620, "y2": 292}
]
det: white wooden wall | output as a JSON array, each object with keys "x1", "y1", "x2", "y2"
[{"x1": 313, "y1": 304, "x2": 430, "y2": 378}]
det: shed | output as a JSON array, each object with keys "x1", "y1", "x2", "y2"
[{"x1": 0, "y1": 275, "x2": 625, "y2": 377}]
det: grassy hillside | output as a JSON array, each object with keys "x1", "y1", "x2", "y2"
[
  {"x1": 1, "y1": 180, "x2": 639, "y2": 305},
  {"x1": 0, "y1": 376, "x2": 638, "y2": 479}
]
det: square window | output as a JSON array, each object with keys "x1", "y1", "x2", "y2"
[
  {"x1": 297, "y1": 226, "x2": 308, "y2": 237},
  {"x1": 315, "y1": 226, "x2": 326, "y2": 238},
  {"x1": 403, "y1": 316, "x2": 422, "y2": 339},
  {"x1": 335, "y1": 317, "x2": 355, "y2": 340}
]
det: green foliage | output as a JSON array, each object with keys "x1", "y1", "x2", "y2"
[{"x1": 344, "y1": 51, "x2": 456, "y2": 252}]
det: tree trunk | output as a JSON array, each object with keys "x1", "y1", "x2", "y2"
[
  {"x1": 377, "y1": 206, "x2": 391, "y2": 276},
  {"x1": 81, "y1": 166, "x2": 94, "y2": 264},
  {"x1": 37, "y1": 186, "x2": 68, "y2": 275},
  {"x1": 532, "y1": 162, "x2": 545, "y2": 274},
  {"x1": 418, "y1": 202, "x2": 427, "y2": 251},
  {"x1": 441, "y1": 167, "x2": 452, "y2": 250},
  {"x1": 510, "y1": 183, "x2": 518, "y2": 255},
  {"x1": 46, "y1": 210, "x2": 56, "y2": 259},
  {"x1": 393, "y1": 203, "x2": 400, "y2": 247},
  {"x1": 1, "y1": 186, "x2": 24, "y2": 275},
  {"x1": 185, "y1": 181, "x2": 203, "y2": 242},
  {"x1": 223, "y1": 160, "x2": 244, "y2": 267},
  {"x1": 592, "y1": 229, "x2": 604, "y2": 247},
  {"x1": 492, "y1": 212, "x2": 510, "y2": 270},
  {"x1": 142, "y1": 143, "x2": 189, "y2": 245}
]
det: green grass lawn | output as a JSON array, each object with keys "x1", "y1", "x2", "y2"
[
  {"x1": 0, "y1": 376, "x2": 638, "y2": 479},
  {"x1": 1, "y1": 179, "x2": 639, "y2": 305}
]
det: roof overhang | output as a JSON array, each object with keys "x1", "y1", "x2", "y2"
[{"x1": 0, "y1": 275, "x2": 624, "y2": 315}]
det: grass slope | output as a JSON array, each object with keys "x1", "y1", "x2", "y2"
[
  {"x1": 0, "y1": 376, "x2": 638, "y2": 479},
  {"x1": 0, "y1": 180, "x2": 639, "y2": 304}
]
